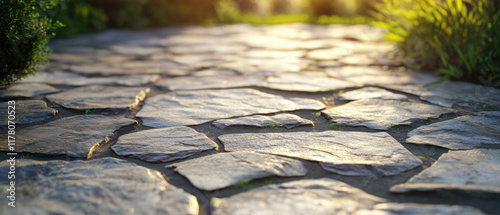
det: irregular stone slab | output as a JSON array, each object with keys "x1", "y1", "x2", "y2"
[
  {"x1": 339, "y1": 87, "x2": 407, "y2": 101},
  {"x1": 212, "y1": 113, "x2": 314, "y2": 129},
  {"x1": 120, "y1": 60, "x2": 192, "y2": 76},
  {"x1": 46, "y1": 86, "x2": 149, "y2": 110},
  {"x1": 110, "y1": 45, "x2": 164, "y2": 56},
  {"x1": 306, "y1": 48, "x2": 351, "y2": 60},
  {"x1": 137, "y1": 88, "x2": 325, "y2": 128},
  {"x1": 244, "y1": 50, "x2": 305, "y2": 58},
  {"x1": 0, "y1": 83, "x2": 59, "y2": 98},
  {"x1": 219, "y1": 131, "x2": 422, "y2": 176},
  {"x1": 171, "y1": 54, "x2": 237, "y2": 69},
  {"x1": 156, "y1": 75, "x2": 263, "y2": 91},
  {"x1": 326, "y1": 66, "x2": 440, "y2": 86},
  {"x1": 354, "y1": 203, "x2": 486, "y2": 215},
  {"x1": 218, "y1": 58, "x2": 311, "y2": 75},
  {"x1": 0, "y1": 158, "x2": 198, "y2": 215},
  {"x1": 261, "y1": 73, "x2": 357, "y2": 92},
  {"x1": 386, "y1": 81, "x2": 500, "y2": 110},
  {"x1": 172, "y1": 152, "x2": 307, "y2": 191},
  {"x1": 406, "y1": 112, "x2": 500, "y2": 149},
  {"x1": 21, "y1": 71, "x2": 159, "y2": 86},
  {"x1": 0, "y1": 100, "x2": 57, "y2": 126},
  {"x1": 391, "y1": 149, "x2": 500, "y2": 194},
  {"x1": 322, "y1": 99, "x2": 453, "y2": 130},
  {"x1": 168, "y1": 44, "x2": 247, "y2": 55},
  {"x1": 112, "y1": 126, "x2": 218, "y2": 162},
  {"x1": 0, "y1": 115, "x2": 136, "y2": 157},
  {"x1": 212, "y1": 178, "x2": 385, "y2": 215}
]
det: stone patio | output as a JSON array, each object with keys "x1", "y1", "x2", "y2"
[{"x1": 1, "y1": 24, "x2": 499, "y2": 215}]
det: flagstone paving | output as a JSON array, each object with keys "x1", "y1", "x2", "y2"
[{"x1": 1, "y1": 24, "x2": 498, "y2": 214}]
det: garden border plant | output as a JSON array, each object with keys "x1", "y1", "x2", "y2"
[
  {"x1": 374, "y1": 0, "x2": 500, "y2": 87},
  {"x1": 1, "y1": 0, "x2": 62, "y2": 86}
]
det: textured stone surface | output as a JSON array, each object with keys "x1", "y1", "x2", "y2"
[
  {"x1": 391, "y1": 149, "x2": 500, "y2": 194},
  {"x1": 244, "y1": 50, "x2": 305, "y2": 58},
  {"x1": 0, "y1": 115, "x2": 136, "y2": 157},
  {"x1": 0, "y1": 100, "x2": 57, "y2": 126},
  {"x1": 386, "y1": 81, "x2": 500, "y2": 110},
  {"x1": 0, "y1": 83, "x2": 59, "y2": 98},
  {"x1": 46, "y1": 86, "x2": 149, "y2": 110},
  {"x1": 0, "y1": 158, "x2": 199, "y2": 215},
  {"x1": 137, "y1": 88, "x2": 325, "y2": 128},
  {"x1": 407, "y1": 112, "x2": 500, "y2": 149},
  {"x1": 322, "y1": 99, "x2": 454, "y2": 130},
  {"x1": 212, "y1": 113, "x2": 313, "y2": 129},
  {"x1": 261, "y1": 73, "x2": 357, "y2": 92},
  {"x1": 354, "y1": 203, "x2": 486, "y2": 215},
  {"x1": 212, "y1": 178, "x2": 385, "y2": 215},
  {"x1": 306, "y1": 48, "x2": 350, "y2": 60},
  {"x1": 219, "y1": 131, "x2": 422, "y2": 176},
  {"x1": 156, "y1": 76, "x2": 263, "y2": 91},
  {"x1": 339, "y1": 87, "x2": 407, "y2": 101},
  {"x1": 22, "y1": 71, "x2": 159, "y2": 86},
  {"x1": 326, "y1": 66, "x2": 439, "y2": 86},
  {"x1": 172, "y1": 152, "x2": 307, "y2": 191},
  {"x1": 112, "y1": 126, "x2": 218, "y2": 162}
]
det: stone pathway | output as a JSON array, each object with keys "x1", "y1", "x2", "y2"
[{"x1": 1, "y1": 24, "x2": 499, "y2": 215}]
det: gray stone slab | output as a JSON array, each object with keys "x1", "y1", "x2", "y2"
[
  {"x1": 0, "y1": 83, "x2": 59, "y2": 98},
  {"x1": 218, "y1": 58, "x2": 311, "y2": 75},
  {"x1": 0, "y1": 100, "x2": 57, "y2": 126},
  {"x1": 391, "y1": 149, "x2": 500, "y2": 194},
  {"x1": 354, "y1": 203, "x2": 486, "y2": 215},
  {"x1": 168, "y1": 44, "x2": 247, "y2": 55},
  {"x1": 244, "y1": 50, "x2": 305, "y2": 58},
  {"x1": 306, "y1": 48, "x2": 351, "y2": 60},
  {"x1": 110, "y1": 45, "x2": 164, "y2": 56},
  {"x1": 326, "y1": 66, "x2": 440, "y2": 86},
  {"x1": 21, "y1": 71, "x2": 159, "y2": 86},
  {"x1": 406, "y1": 112, "x2": 500, "y2": 149},
  {"x1": 46, "y1": 86, "x2": 149, "y2": 110},
  {"x1": 261, "y1": 73, "x2": 357, "y2": 92},
  {"x1": 137, "y1": 88, "x2": 325, "y2": 128},
  {"x1": 156, "y1": 76, "x2": 263, "y2": 91},
  {"x1": 212, "y1": 113, "x2": 314, "y2": 129},
  {"x1": 172, "y1": 152, "x2": 307, "y2": 191},
  {"x1": 219, "y1": 131, "x2": 422, "y2": 176},
  {"x1": 112, "y1": 126, "x2": 218, "y2": 162},
  {"x1": 386, "y1": 81, "x2": 500, "y2": 111},
  {"x1": 339, "y1": 87, "x2": 408, "y2": 101},
  {"x1": 120, "y1": 60, "x2": 192, "y2": 76},
  {"x1": 211, "y1": 178, "x2": 385, "y2": 215},
  {"x1": 0, "y1": 115, "x2": 136, "y2": 157},
  {"x1": 322, "y1": 99, "x2": 454, "y2": 130},
  {"x1": 0, "y1": 158, "x2": 198, "y2": 215}
]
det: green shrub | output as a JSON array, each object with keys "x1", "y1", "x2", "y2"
[
  {"x1": 375, "y1": 0, "x2": 500, "y2": 86},
  {"x1": 1, "y1": 0, "x2": 62, "y2": 86},
  {"x1": 51, "y1": 0, "x2": 107, "y2": 37},
  {"x1": 88, "y1": 0, "x2": 148, "y2": 29}
]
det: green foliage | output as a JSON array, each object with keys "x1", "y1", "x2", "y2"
[
  {"x1": 216, "y1": 0, "x2": 242, "y2": 24},
  {"x1": 374, "y1": 0, "x2": 500, "y2": 86},
  {"x1": 88, "y1": 0, "x2": 147, "y2": 29},
  {"x1": 50, "y1": 0, "x2": 106, "y2": 37},
  {"x1": 329, "y1": 122, "x2": 343, "y2": 131},
  {"x1": 1, "y1": 0, "x2": 61, "y2": 86}
]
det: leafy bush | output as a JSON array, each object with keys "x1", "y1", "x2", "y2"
[
  {"x1": 1, "y1": 0, "x2": 62, "y2": 86},
  {"x1": 51, "y1": 0, "x2": 107, "y2": 37},
  {"x1": 375, "y1": 0, "x2": 500, "y2": 86}
]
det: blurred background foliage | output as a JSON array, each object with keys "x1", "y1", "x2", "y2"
[
  {"x1": 2, "y1": 0, "x2": 498, "y2": 87},
  {"x1": 50, "y1": 0, "x2": 378, "y2": 37}
]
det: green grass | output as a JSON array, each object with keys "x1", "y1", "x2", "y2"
[
  {"x1": 329, "y1": 122, "x2": 343, "y2": 131},
  {"x1": 374, "y1": 0, "x2": 500, "y2": 86},
  {"x1": 266, "y1": 122, "x2": 283, "y2": 129},
  {"x1": 85, "y1": 110, "x2": 96, "y2": 114}
]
